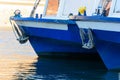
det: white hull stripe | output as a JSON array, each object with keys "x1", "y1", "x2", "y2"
[
  {"x1": 16, "y1": 20, "x2": 120, "y2": 32},
  {"x1": 16, "y1": 21, "x2": 68, "y2": 30},
  {"x1": 76, "y1": 21, "x2": 120, "y2": 32}
]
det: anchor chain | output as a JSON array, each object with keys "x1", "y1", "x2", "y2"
[{"x1": 79, "y1": 28, "x2": 94, "y2": 49}]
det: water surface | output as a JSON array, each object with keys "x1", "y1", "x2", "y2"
[{"x1": 0, "y1": 29, "x2": 120, "y2": 80}]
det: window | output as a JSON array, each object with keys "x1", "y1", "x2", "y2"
[
  {"x1": 113, "y1": 0, "x2": 120, "y2": 13},
  {"x1": 46, "y1": 0, "x2": 59, "y2": 16}
]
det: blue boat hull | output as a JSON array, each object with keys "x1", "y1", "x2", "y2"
[
  {"x1": 29, "y1": 36, "x2": 96, "y2": 56},
  {"x1": 93, "y1": 29, "x2": 120, "y2": 70},
  {"x1": 21, "y1": 25, "x2": 96, "y2": 56},
  {"x1": 11, "y1": 16, "x2": 120, "y2": 70},
  {"x1": 74, "y1": 16, "x2": 120, "y2": 70}
]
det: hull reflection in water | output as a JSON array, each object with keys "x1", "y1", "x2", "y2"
[
  {"x1": 0, "y1": 53, "x2": 120, "y2": 80},
  {"x1": 32, "y1": 58, "x2": 120, "y2": 80}
]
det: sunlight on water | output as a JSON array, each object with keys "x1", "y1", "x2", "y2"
[
  {"x1": 0, "y1": 29, "x2": 37, "y2": 80},
  {"x1": 0, "y1": 29, "x2": 36, "y2": 56},
  {"x1": 0, "y1": 55, "x2": 37, "y2": 80}
]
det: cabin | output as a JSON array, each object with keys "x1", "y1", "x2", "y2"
[{"x1": 41, "y1": 0, "x2": 120, "y2": 18}]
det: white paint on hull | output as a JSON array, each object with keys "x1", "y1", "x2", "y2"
[
  {"x1": 16, "y1": 21, "x2": 68, "y2": 30},
  {"x1": 76, "y1": 21, "x2": 120, "y2": 32}
]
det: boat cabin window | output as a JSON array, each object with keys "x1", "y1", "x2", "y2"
[
  {"x1": 44, "y1": 0, "x2": 102, "y2": 18},
  {"x1": 104, "y1": 0, "x2": 112, "y2": 16},
  {"x1": 45, "y1": 0, "x2": 59, "y2": 16},
  {"x1": 60, "y1": 0, "x2": 96, "y2": 17},
  {"x1": 97, "y1": 0, "x2": 112, "y2": 16},
  {"x1": 108, "y1": 0, "x2": 120, "y2": 17},
  {"x1": 113, "y1": 0, "x2": 120, "y2": 13}
]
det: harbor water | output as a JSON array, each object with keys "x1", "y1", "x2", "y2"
[{"x1": 0, "y1": 28, "x2": 120, "y2": 80}]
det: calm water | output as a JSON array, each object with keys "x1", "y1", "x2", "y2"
[{"x1": 0, "y1": 29, "x2": 120, "y2": 80}]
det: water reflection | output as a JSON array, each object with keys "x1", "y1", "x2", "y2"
[
  {"x1": 15, "y1": 57, "x2": 120, "y2": 80},
  {"x1": 0, "y1": 30, "x2": 120, "y2": 80},
  {"x1": 0, "y1": 54, "x2": 120, "y2": 80},
  {"x1": 104, "y1": 71, "x2": 120, "y2": 80},
  {"x1": 34, "y1": 58, "x2": 106, "y2": 80},
  {"x1": 0, "y1": 30, "x2": 37, "y2": 79},
  {"x1": 0, "y1": 54, "x2": 37, "y2": 80},
  {"x1": 119, "y1": 73, "x2": 120, "y2": 80}
]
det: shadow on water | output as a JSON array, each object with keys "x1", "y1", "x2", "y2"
[{"x1": 14, "y1": 56, "x2": 120, "y2": 80}]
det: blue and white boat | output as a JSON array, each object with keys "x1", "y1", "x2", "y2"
[
  {"x1": 10, "y1": 0, "x2": 120, "y2": 70},
  {"x1": 75, "y1": 0, "x2": 120, "y2": 70},
  {"x1": 10, "y1": 0, "x2": 97, "y2": 56}
]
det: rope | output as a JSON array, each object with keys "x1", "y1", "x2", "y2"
[
  {"x1": 30, "y1": 0, "x2": 41, "y2": 17},
  {"x1": 79, "y1": 28, "x2": 94, "y2": 49}
]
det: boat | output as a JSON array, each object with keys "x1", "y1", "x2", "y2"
[
  {"x1": 10, "y1": 0, "x2": 97, "y2": 57},
  {"x1": 74, "y1": 0, "x2": 120, "y2": 70},
  {"x1": 10, "y1": 0, "x2": 120, "y2": 70}
]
